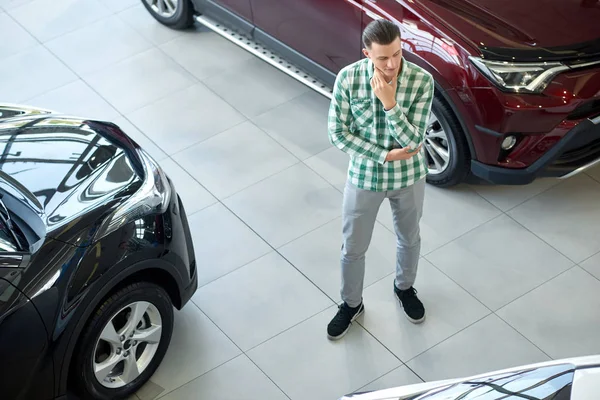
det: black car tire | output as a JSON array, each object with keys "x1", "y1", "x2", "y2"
[
  {"x1": 141, "y1": 0, "x2": 195, "y2": 30},
  {"x1": 425, "y1": 95, "x2": 471, "y2": 187},
  {"x1": 72, "y1": 282, "x2": 174, "y2": 400}
]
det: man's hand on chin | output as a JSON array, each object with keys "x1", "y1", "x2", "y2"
[{"x1": 370, "y1": 67, "x2": 397, "y2": 110}]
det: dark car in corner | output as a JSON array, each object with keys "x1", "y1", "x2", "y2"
[
  {"x1": 142, "y1": 0, "x2": 600, "y2": 187},
  {"x1": 0, "y1": 104, "x2": 197, "y2": 400}
]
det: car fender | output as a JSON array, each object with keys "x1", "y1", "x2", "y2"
[
  {"x1": 53, "y1": 257, "x2": 185, "y2": 397},
  {"x1": 403, "y1": 52, "x2": 478, "y2": 159}
]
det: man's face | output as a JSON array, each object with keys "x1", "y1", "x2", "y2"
[{"x1": 363, "y1": 37, "x2": 402, "y2": 81}]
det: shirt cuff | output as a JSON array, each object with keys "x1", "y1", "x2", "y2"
[{"x1": 384, "y1": 102, "x2": 403, "y2": 120}]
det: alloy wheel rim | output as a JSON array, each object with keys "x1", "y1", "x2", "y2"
[
  {"x1": 93, "y1": 301, "x2": 163, "y2": 389},
  {"x1": 144, "y1": 0, "x2": 178, "y2": 18},
  {"x1": 424, "y1": 111, "x2": 451, "y2": 175}
]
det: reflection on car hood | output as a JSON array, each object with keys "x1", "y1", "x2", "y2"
[
  {"x1": 416, "y1": 0, "x2": 600, "y2": 61},
  {"x1": 0, "y1": 106, "x2": 139, "y2": 233}
]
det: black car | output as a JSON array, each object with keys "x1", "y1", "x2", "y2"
[{"x1": 0, "y1": 104, "x2": 198, "y2": 400}]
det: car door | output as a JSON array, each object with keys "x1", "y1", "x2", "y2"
[
  {"x1": 250, "y1": 0, "x2": 364, "y2": 74},
  {"x1": 0, "y1": 261, "x2": 53, "y2": 400},
  {"x1": 216, "y1": 0, "x2": 253, "y2": 23}
]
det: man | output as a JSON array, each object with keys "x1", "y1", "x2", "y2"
[{"x1": 327, "y1": 19, "x2": 434, "y2": 340}]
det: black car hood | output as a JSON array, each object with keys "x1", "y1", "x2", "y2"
[{"x1": 0, "y1": 105, "x2": 141, "y2": 241}]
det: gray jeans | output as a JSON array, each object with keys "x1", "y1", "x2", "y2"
[{"x1": 340, "y1": 178, "x2": 425, "y2": 308}]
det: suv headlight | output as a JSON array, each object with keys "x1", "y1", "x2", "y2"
[
  {"x1": 469, "y1": 56, "x2": 569, "y2": 94},
  {"x1": 95, "y1": 149, "x2": 172, "y2": 240}
]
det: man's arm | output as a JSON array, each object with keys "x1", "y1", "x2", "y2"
[
  {"x1": 328, "y1": 70, "x2": 389, "y2": 165},
  {"x1": 384, "y1": 74, "x2": 434, "y2": 150}
]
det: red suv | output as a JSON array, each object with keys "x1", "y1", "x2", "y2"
[{"x1": 143, "y1": 0, "x2": 600, "y2": 187}]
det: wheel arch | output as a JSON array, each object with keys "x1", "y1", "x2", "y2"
[
  {"x1": 433, "y1": 82, "x2": 477, "y2": 160},
  {"x1": 402, "y1": 50, "x2": 477, "y2": 160},
  {"x1": 57, "y1": 260, "x2": 184, "y2": 397}
]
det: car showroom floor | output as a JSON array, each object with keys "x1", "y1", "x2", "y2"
[{"x1": 2, "y1": 1, "x2": 600, "y2": 399}]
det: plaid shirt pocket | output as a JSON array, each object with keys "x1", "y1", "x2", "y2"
[{"x1": 350, "y1": 98, "x2": 374, "y2": 128}]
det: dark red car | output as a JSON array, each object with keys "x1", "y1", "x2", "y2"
[{"x1": 143, "y1": 0, "x2": 600, "y2": 187}]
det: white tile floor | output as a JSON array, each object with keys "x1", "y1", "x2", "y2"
[{"x1": 2, "y1": 2, "x2": 600, "y2": 399}]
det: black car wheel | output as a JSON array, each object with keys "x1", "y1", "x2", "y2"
[
  {"x1": 73, "y1": 282, "x2": 174, "y2": 400},
  {"x1": 141, "y1": 0, "x2": 194, "y2": 30},
  {"x1": 425, "y1": 95, "x2": 470, "y2": 187}
]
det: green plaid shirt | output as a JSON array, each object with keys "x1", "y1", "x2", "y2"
[{"x1": 328, "y1": 57, "x2": 434, "y2": 191}]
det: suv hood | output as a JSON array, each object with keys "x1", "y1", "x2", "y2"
[
  {"x1": 0, "y1": 105, "x2": 140, "y2": 235},
  {"x1": 416, "y1": 0, "x2": 600, "y2": 61}
]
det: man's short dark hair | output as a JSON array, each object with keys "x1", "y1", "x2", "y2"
[{"x1": 362, "y1": 19, "x2": 401, "y2": 49}]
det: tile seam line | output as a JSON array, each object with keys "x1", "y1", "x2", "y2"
[
  {"x1": 580, "y1": 249, "x2": 600, "y2": 265},
  {"x1": 43, "y1": 26, "x2": 160, "y2": 88},
  {"x1": 154, "y1": 32, "x2": 311, "y2": 122},
  {"x1": 358, "y1": 311, "x2": 491, "y2": 367},
  {"x1": 577, "y1": 263, "x2": 600, "y2": 283},
  {"x1": 2, "y1": 8, "x2": 44, "y2": 46},
  {"x1": 168, "y1": 118, "x2": 302, "y2": 165},
  {"x1": 350, "y1": 363, "x2": 420, "y2": 395},
  {"x1": 4, "y1": 13, "x2": 134, "y2": 124},
  {"x1": 159, "y1": 300, "x2": 332, "y2": 400},
  {"x1": 5, "y1": 0, "x2": 115, "y2": 44},
  {"x1": 236, "y1": 303, "x2": 404, "y2": 398},
  {"x1": 584, "y1": 171, "x2": 600, "y2": 185},
  {"x1": 200, "y1": 196, "x2": 343, "y2": 301},
  {"x1": 178, "y1": 159, "x2": 299, "y2": 209},
  {"x1": 504, "y1": 213, "x2": 580, "y2": 264},
  {"x1": 491, "y1": 266, "x2": 588, "y2": 362},
  {"x1": 25, "y1": 49, "x2": 154, "y2": 112},
  {"x1": 501, "y1": 180, "x2": 561, "y2": 212},
  {"x1": 193, "y1": 300, "x2": 294, "y2": 400},
  {"x1": 419, "y1": 212, "x2": 505, "y2": 257},
  {"x1": 178, "y1": 155, "x2": 346, "y2": 315},
  {"x1": 422, "y1": 214, "x2": 578, "y2": 312},
  {"x1": 357, "y1": 263, "x2": 493, "y2": 365},
  {"x1": 231, "y1": 301, "x2": 334, "y2": 354},
  {"x1": 38, "y1": 24, "x2": 207, "y2": 119},
  {"x1": 172, "y1": 156, "x2": 345, "y2": 284},
  {"x1": 169, "y1": 151, "x2": 301, "y2": 202},
  {"x1": 152, "y1": 302, "x2": 248, "y2": 400},
  {"x1": 154, "y1": 42, "x2": 248, "y2": 117},
  {"x1": 114, "y1": 3, "x2": 183, "y2": 45},
  {"x1": 354, "y1": 262, "x2": 495, "y2": 365},
  {"x1": 37, "y1": 41, "x2": 202, "y2": 129},
  {"x1": 426, "y1": 235, "x2": 558, "y2": 364},
  {"x1": 84, "y1": 45, "x2": 202, "y2": 114},
  {"x1": 492, "y1": 312, "x2": 554, "y2": 361}
]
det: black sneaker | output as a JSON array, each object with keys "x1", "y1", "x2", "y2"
[
  {"x1": 394, "y1": 285, "x2": 425, "y2": 323},
  {"x1": 327, "y1": 302, "x2": 364, "y2": 340}
]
